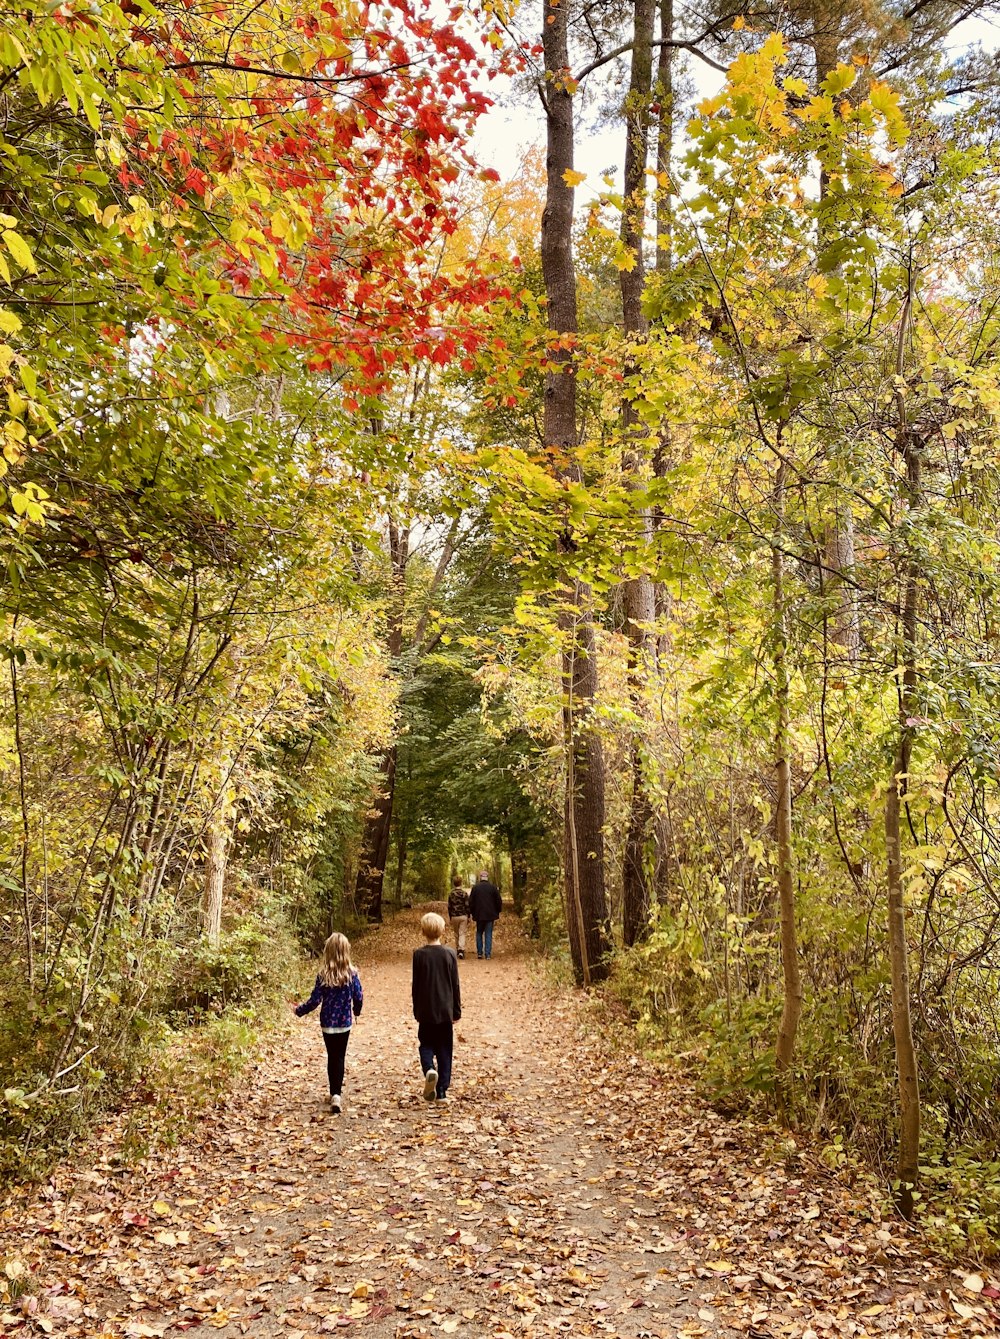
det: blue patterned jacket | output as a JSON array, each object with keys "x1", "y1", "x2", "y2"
[{"x1": 295, "y1": 972, "x2": 363, "y2": 1030}]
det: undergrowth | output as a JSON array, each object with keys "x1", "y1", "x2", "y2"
[
  {"x1": 1, "y1": 908, "x2": 299, "y2": 1185},
  {"x1": 605, "y1": 915, "x2": 1000, "y2": 1263}
]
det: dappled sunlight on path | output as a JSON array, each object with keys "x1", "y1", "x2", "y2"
[{"x1": 4, "y1": 909, "x2": 994, "y2": 1338}]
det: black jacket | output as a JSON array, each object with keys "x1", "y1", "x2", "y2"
[
  {"x1": 412, "y1": 943, "x2": 462, "y2": 1024},
  {"x1": 469, "y1": 879, "x2": 502, "y2": 926}
]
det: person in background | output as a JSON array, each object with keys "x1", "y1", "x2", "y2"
[
  {"x1": 293, "y1": 932, "x2": 363, "y2": 1115},
  {"x1": 411, "y1": 912, "x2": 461, "y2": 1103},
  {"x1": 469, "y1": 869, "x2": 502, "y2": 961},
  {"x1": 447, "y1": 874, "x2": 470, "y2": 959}
]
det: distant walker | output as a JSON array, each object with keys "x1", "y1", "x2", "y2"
[{"x1": 469, "y1": 870, "x2": 502, "y2": 961}]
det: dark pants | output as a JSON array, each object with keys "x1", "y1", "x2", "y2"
[
  {"x1": 475, "y1": 920, "x2": 494, "y2": 958},
  {"x1": 417, "y1": 1020, "x2": 453, "y2": 1097},
  {"x1": 323, "y1": 1030, "x2": 350, "y2": 1096}
]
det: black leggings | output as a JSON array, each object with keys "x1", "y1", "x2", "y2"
[{"x1": 322, "y1": 1030, "x2": 350, "y2": 1095}]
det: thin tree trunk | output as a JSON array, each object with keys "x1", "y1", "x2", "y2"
[
  {"x1": 651, "y1": 0, "x2": 675, "y2": 669},
  {"x1": 394, "y1": 822, "x2": 408, "y2": 909},
  {"x1": 542, "y1": 0, "x2": 611, "y2": 984},
  {"x1": 886, "y1": 273, "x2": 921, "y2": 1217},
  {"x1": 510, "y1": 840, "x2": 528, "y2": 915},
  {"x1": 654, "y1": 0, "x2": 674, "y2": 272},
  {"x1": 355, "y1": 745, "x2": 397, "y2": 923},
  {"x1": 772, "y1": 462, "x2": 802, "y2": 1121},
  {"x1": 202, "y1": 808, "x2": 230, "y2": 948},
  {"x1": 619, "y1": 0, "x2": 657, "y2": 948},
  {"x1": 354, "y1": 489, "x2": 408, "y2": 923},
  {"x1": 10, "y1": 646, "x2": 35, "y2": 992},
  {"x1": 811, "y1": 13, "x2": 860, "y2": 662}
]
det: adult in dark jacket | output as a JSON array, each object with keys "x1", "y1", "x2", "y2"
[
  {"x1": 468, "y1": 870, "x2": 502, "y2": 961},
  {"x1": 412, "y1": 911, "x2": 462, "y2": 1102}
]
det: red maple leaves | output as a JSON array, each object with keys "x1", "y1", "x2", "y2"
[{"x1": 122, "y1": 0, "x2": 516, "y2": 393}]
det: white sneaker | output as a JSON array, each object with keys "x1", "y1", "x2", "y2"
[
  {"x1": 330, "y1": 1094, "x2": 342, "y2": 1114},
  {"x1": 423, "y1": 1069, "x2": 438, "y2": 1102}
]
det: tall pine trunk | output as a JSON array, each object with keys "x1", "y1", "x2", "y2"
[{"x1": 542, "y1": 0, "x2": 611, "y2": 985}]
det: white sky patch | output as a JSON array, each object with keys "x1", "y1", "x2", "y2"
[{"x1": 471, "y1": 14, "x2": 1000, "y2": 196}]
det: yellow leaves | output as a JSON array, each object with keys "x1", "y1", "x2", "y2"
[
  {"x1": 867, "y1": 79, "x2": 908, "y2": 145},
  {"x1": 807, "y1": 273, "x2": 829, "y2": 299},
  {"x1": 2, "y1": 226, "x2": 35, "y2": 274},
  {"x1": 822, "y1": 62, "x2": 857, "y2": 96},
  {"x1": 759, "y1": 33, "x2": 787, "y2": 65},
  {"x1": 154, "y1": 1229, "x2": 191, "y2": 1246},
  {"x1": 613, "y1": 242, "x2": 638, "y2": 272},
  {"x1": 562, "y1": 168, "x2": 586, "y2": 188},
  {"x1": 732, "y1": 14, "x2": 746, "y2": 29},
  {"x1": 9, "y1": 482, "x2": 50, "y2": 525}
]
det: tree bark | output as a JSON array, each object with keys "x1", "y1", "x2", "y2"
[
  {"x1": 654, "y1": 0, "x2": 674, "y2": 272},
  {"x1": 393, "y1": 821, "x2": 408, "y2": 910},
  {"x1": 509, "y1": 838, "x2": 528, "y2": 915},
  {"x1": 886, "y1": 274, "x2": 921, "y2": 1217},
  {"x1": 810, "y1": 11, "x2": 861, "y2": 662},
  {"x1": 542, "y1": 0, "x2": 612, "y2": 984},
  {"x1": 772, "y1": 462, "x2": 802, "y2": 1121},
  {"x1": 354, "y1": 491, "x2": 408, "y2": 923},
  {"x1": 202, "y1": 806, "x2": 231, "y2": 948},
  {"x1": 355, "y1": 745, "x2": 397, "y2": 923},
  {"x1": 619, "y1": 0, "x2": 657, "y2": 948}
]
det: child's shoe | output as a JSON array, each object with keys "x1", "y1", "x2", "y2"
[
  {"x1": 436, "y1": 1092, "x2": 448, "y2": 1104},
  {"x1": 457, "y1": 950, "x2": 465, "y2": 959},
  {"x1": 423, "y1": 1068, "x2": 438, "y2": 1102},
  {"x1": 330, "y1": 1094, "x2": 342, "y2": 1115}
]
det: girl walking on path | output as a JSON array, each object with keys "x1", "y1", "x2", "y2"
[{"x1": 293, "y1": 932, "x2": 364, "y2": 1114}]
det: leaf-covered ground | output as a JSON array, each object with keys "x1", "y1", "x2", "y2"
[{"x1": 4, "y1": 910, "x2": 998, "y2": 1338}]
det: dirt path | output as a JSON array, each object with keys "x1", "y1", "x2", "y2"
[{"x1": 4, "y1": 910, "x2": 997, "y2": 1338}]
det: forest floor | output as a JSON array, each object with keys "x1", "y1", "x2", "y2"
[{"x1": 3, "y1": 909, "x2": 998, "y2": 1339}]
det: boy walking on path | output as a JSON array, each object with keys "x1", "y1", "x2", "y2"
[
  {"x1": 469, "y1": 870, "x2": 502, "y2": 960},
  {"x1": 447, "y1": 875, "x2": 470, "y2": 958},
  {"x1": 412, "y1": 912, "x2": 461, "y2": 1102}
]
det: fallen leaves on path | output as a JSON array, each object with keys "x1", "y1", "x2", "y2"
[{"x1": 3, "y1": 909, "x2": 997, "y2": 1338}]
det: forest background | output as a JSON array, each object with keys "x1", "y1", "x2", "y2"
[{"x1": 4, "y1": 0, "x2": 1000, "y2": 1263}]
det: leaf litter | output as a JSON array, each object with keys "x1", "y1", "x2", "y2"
[{"x1": 2, "y1": 909, "x2": 997, "y2": 1338}]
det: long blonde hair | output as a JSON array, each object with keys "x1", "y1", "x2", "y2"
[{"x1": 320, "y1": 932, "x2": 354, "y2": 987}]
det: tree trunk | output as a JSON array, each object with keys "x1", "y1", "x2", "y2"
[
  {"x1": 651, "y1": 0, "x2": 675, "y2": 669},
  {"x1": 355, "y1": 746, "x2": 397, "y2": 923},
  {"x1": 509, "y1": 838, "x2": 528, "y2": 915},
  {"x1": 202, "y1": 807, "x2": 230, "y2": 948},
  {"x1": 354, "y1": 491, "x2": 407, "y2": 923},
  {"x1": 810, "y1": 13, "x2": 860, "y2": 663},
  {"x1": 654, "y1": 0, "x2": 674, "y2": 272},
  {"x1": 619, "y1": 0, "x2": 657, "y2": 948},
  {"x1": 393, "y1": 821, "x2": 408, "y2": 909},
  {"x1": 772, "y1": 462, "x2": 802, "y2": 1121},
  {"x1": 886, "y1": 275, "x2": 921, "y2": 1217},
  {"x1": 542, "y1": 0, "x2": 611, "y2": 984}
]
